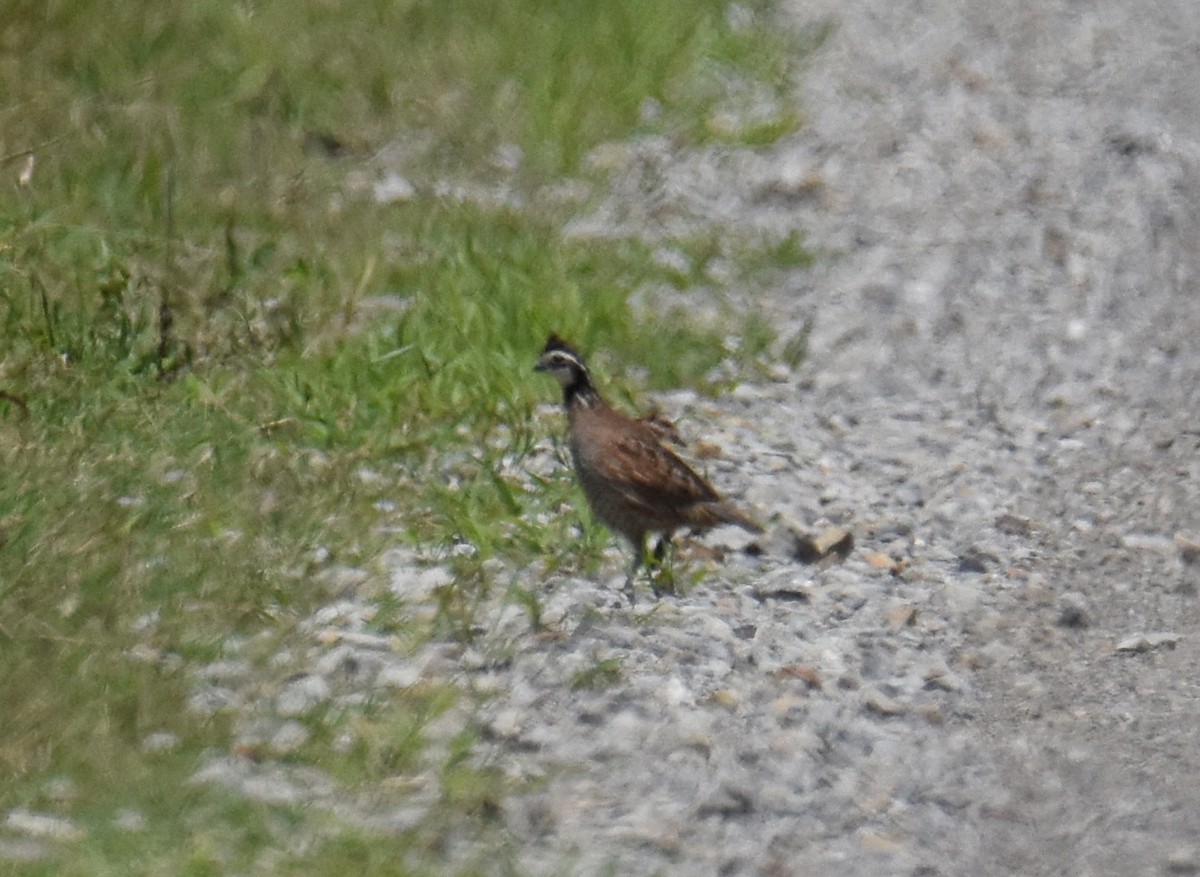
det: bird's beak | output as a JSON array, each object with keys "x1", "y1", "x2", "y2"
[{"x1": 533, "y1": 359, "x2": 548, "y2": 373}]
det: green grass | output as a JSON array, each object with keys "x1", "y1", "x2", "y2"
[
  {"x1": 569, "y1": 658, "x2": 624, "y2": 692},
  {"x1": 0, "y1": 0, "x2": 815, "y2": 872}
]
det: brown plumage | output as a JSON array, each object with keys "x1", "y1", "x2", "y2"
[
  {"x1": 636, "y1": 410, "x2": 686, "y2": 447},
  {"x1": 534, "y1": 334, "x2": 762, "y2": 587}
]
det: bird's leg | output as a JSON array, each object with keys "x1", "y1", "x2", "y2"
[
  {"x1": 623, "y1": 534, "x2": 646, "y2": 606},
  {"x1": 649, "y1": 533, "x2": 678, "y2": 597},
  {"x1": 652, "y1": 536, "x2": 669, "y2": 563}
]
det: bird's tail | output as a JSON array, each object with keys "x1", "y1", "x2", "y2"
[{"x1": 709, "y1": 501, "x2": 765, "y2": 534}]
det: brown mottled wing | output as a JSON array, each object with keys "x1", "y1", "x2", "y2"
[
  {"x1": 636, "y1": 411, "x2": 685, "y2": 446},
  {"x1": 592, "y1": 429, "x2": 720, "y2": 514}
]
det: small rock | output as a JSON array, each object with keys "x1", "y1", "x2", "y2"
[
  {"x1": 191, "y1": 757, "x2": 334, "y2": 805},
  {"x1": 141, "y1": 731, "x2": 180, "y2": 753},
  {"x1": 276, "y1": 675, "x2": 332, "y2": 717},
  {"x1": 696, "y1": 785, "x2": 754, "y2": 818},
  {"x1": 1175, "y1": 532, "x2": 1200, "y2": 565},
  {"x1": 774, "y1": 664, "x2": 823, "y2": 689},
  {"x1": 833, "y1": 586, "x2": 867, "y2": 612},
  {"x1": 1166, "y1": 846, "x2": 1200, "y2": 874},
  {"x1": 887, "y1": 604, "x2": 919, "y2": 629},
  {"x1": 792, "y1": 526, "x2": 855, "y2": 564},
  {"x1": 487, "y1": 709, "x2": 525, "y2": 740},
  {"x1": 942, "y1": 581, "x2": 982, "y2": 614},
  {"x1": 373, "y1": 172, "x2": 416, "y2": 204},
  {"x1": 322, "y1": 649, "x2": 384, "y2": 684},
  {"x1": 1120, "y1": 533, "x2": 1176, "y2": 554},
  {"x1": 638, "y1": 96, "x2": 663, "y2": 122},
  {"x1": 314, "y1": 565, "x2": 370, "y2": 591},
  {"x1": 40, "y1": 777, "x2": 76, "y2": 803},
  {"x1": 0, "y1": 838, "x2": 46, "y2": 862},
  {"x1": 187, "y1": 686, "x2": 240, "y2": 715},
  {"x1": 491, "y1": 143, "x2": 523, "y2": 173},
  {"x1": 923, "y1": 667, "x2": 967, "y2": 693},
  {"x1": 858, "y1": 829, "x2": 905, "y2": 855},
  {"x1": 752, "y1": 581, "x2": 812, "y2": 603},
  {"x1": 270, "y1": 721, "x2": 311, "y2": 754},
  {"x1": 5, "y1": 809, "x2": 84, "y2": 841},
  {"x1": 1115, "y1": 632, "x2": 1181, "y2": 654},
  {"x1": 459, "y1": 647, "x2": 489, "y2": 671},
  {"x1": 113, "y1": 810, "x2": 147, "y2": 832},
  {"x1": 391, "y1": 565, "x2": 455, "y2": 601},
  {"x1": 995, "y1": 514, "x2": 1035, "y2": 536},
  {"x1": 1012, "y1": 673, "x2": 1047, "y2": 701},
  {"x1": 660, "y1": 676, "x2": 694, "y2": 707},
  {"x1": 958, "y1": 548, "x2": 999, "y2": 573},
  {"x1": 865, "y1": 551, "x2": 903, "y2": 574},
  {"x1": 583, "y1": 141, "x2": 634, "y2": 173},
  {"x1": 1056, "y1": 593, "x2": 1091, "y2": 629},
  {"x1": 1056, "y1": 606, "x2": 1089, "y2": 628},
  {"x1": 651, "y1": 246, "x2": 692, "y2": 277},
  {"x1": 198, "y1": 660, "x2": 253, "y2": 684},
  {"x1": 313, "y1": 645, "x2": 358, "y2": 676},
  {"x1": 770, "y1": 694, "x2": 808, "y2": 721},
  {"x1": 376, "y1": 661, "x2": 423, "y2": 689},
  {"x1": 709, "y1": 689, "x2": 740, "y2": 710},
  {"x1": 863, "y1": 687, "x2": 906, "y2": 716},
  {"x1": 131, "y1": 610, "x2": 160, "y2": 633}
]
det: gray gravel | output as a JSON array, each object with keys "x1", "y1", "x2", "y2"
[{"x1": 180, "y1": 1, "x2": 1200, "y2": 875}]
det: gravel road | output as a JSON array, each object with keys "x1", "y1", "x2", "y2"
[
  {"x1": 493, "y1": 1, "x2": 1200, "y2": 872},
  {"x1": 188, "y1": 1, "x2": 1200, "y2": 874}
]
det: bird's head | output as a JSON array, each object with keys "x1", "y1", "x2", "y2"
[{"x1": 534, "y1": 333, "x2": 589, "y2": 389}]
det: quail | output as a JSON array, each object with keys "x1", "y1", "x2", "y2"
[{"x1": 534, "y1": 333, "x2": 762, "y2": 593}]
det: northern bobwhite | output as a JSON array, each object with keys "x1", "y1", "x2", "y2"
[{"x1": 534, "y1": 333, "x2": 762, "y2": 591}]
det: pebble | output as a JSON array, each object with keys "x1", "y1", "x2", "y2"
[
  {"x1": 275, "y1": 675, "x2": 331, "y2": 717},
  {"x1": 4, "y1": 809, "x2": 83, "y2": 841},
  {"x1": 270, "y1": 721, "x2": 311, "y2": 754},
  {"x1": 197, "y1": 660, "x2": 253, "y2": 684},
  {"x1": 141, "y1": 731, "x2": 180, "y2": 753},
  {"x1": 375, "y1": 661, "x2": 424, "y2": 689},
  {"x1": 391, "y1": 565, "x2": 455, "y2": 601},
  {"x1": 1115, "y1": 632, "x2": 1182, "y2": 654},
  {"x1": 314, "y1": 565, "x2": 370, "y2": 591},
  {"x1": 191, "y1": 757, "x2": 335, "y2": 806},
  {"x1": 863, "y1": 687, "x2": 907, "y2": 717},
  {"x1": 0, "y1": 839, "x2": 46, "y2": 862},
  {"x1": 1175, "y1": 532, "x2": 1200, "y2": 566},
  {"x1": 372, "y1": 172, "x2": 415, "y2": 204},
  {"x1": 1120, "y1": 533, "x2": 1177, "y2": 554},
  {"x1": 187, "y1": 686, "x2": 241, "y2": 715},
  {"x1": 40, "y1": 777, "x2": 76, "y2": 803},
  {"x1": 1166, "y1": 847, "x2": 1200, "y2": 875},
  {"x1": 1055, "y1": 592, "x2": 1092, "y2": 629},
  {"x1": 113, "y1": 809, "x2": 147, "y2": 832}
]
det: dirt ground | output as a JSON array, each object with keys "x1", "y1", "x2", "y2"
[{"x1": 189, "y1": 1, "x2": 1200, "y2": 873}]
